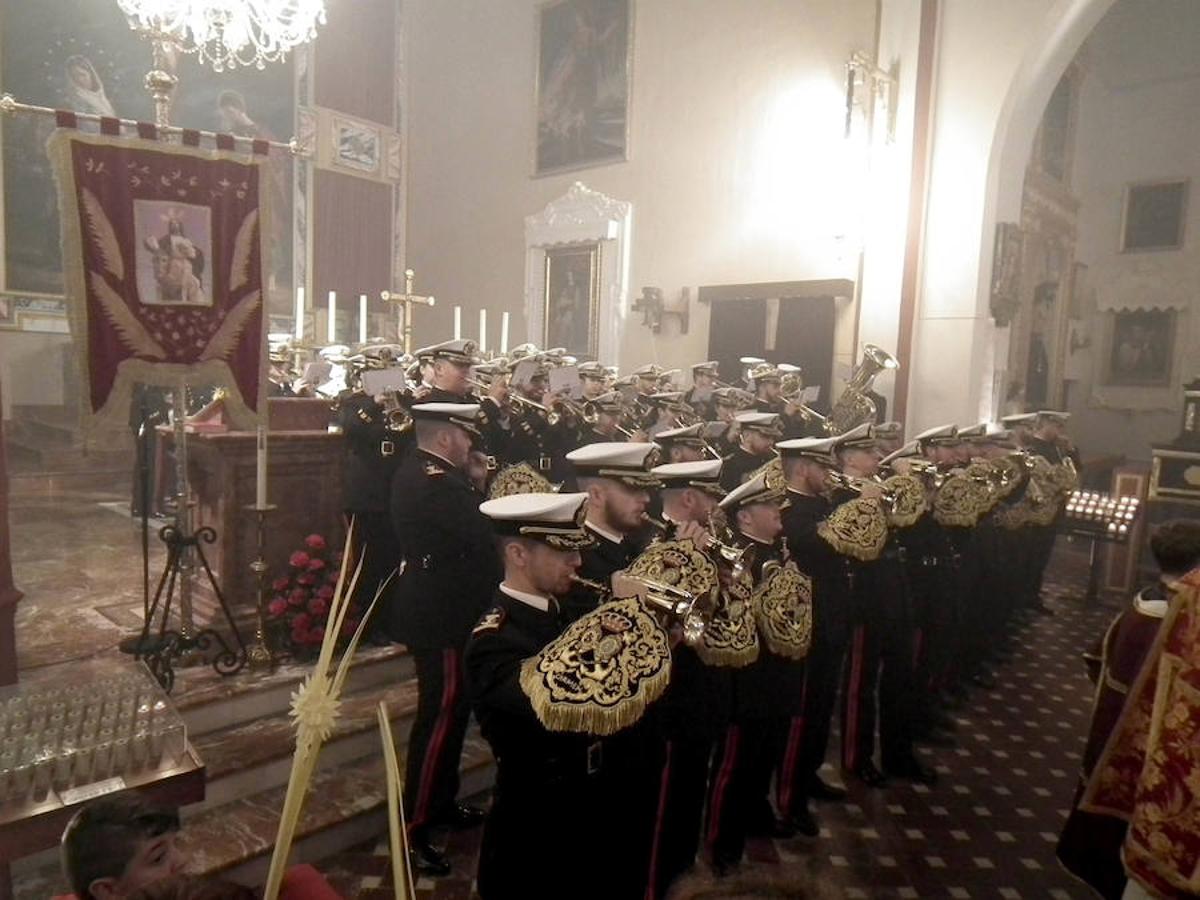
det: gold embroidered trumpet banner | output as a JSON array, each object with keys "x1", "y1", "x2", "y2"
[{"x1": 48, "y1": 127, "x2": 270, "y2": 434}]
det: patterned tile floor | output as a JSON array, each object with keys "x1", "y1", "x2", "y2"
[{"x1": 323, "y1": 563, "x2": 1114, "y2": 899}]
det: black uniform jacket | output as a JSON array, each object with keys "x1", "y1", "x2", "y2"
[
  {"x1": 337, "y1": 391, "x2": 405, "y2": 513},
  {"x1": 720, "y1": 446, "x2": 771, "y2": 491},
  {"x1": 781, "y1": 491, "x2": 853, "y2": 636},
  {"x1": 560, "y1": 526, "x2": 639, "y2": 624},
  {"x1": 387, "y1": 449, "x2": 499, "y2": 650},
  {"x1": 466, "y1": 589, "x2": 627, "y2": 899}
]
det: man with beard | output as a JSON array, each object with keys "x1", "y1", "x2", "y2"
[{"x1": 720, "y1": 412, "x2": 782, "y2": 491}]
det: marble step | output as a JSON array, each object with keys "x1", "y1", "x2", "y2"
[
  {"x1": 195, "y1": 675, "x2": 418, "y2": 811},
  {"x1": 174, "y1": 643, "x2": 412, "y2": 736},
  {"x1": 187, "y1": 732, "x2": 496, "y2": 886}
]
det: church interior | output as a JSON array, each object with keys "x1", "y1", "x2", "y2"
[{"x1": 1, "y1": 0, "x2": 1199, "y2": 898}]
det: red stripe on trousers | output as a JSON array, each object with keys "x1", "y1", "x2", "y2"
[
  {"x1": 842, "y1": 625, "x2": 866, "y2": 771},
  {"x1": 705, "y1": 726, "x2": 741, "y2": 853},
  {"x1": 644, "y1": 741, "x2": 674, "y2": 900},
  {"x1": 409, "y1": 647, "x2": 458, "y2": 831},
  {"x1": 777, "y1": 714, "x2": 805, "y2": 813}
]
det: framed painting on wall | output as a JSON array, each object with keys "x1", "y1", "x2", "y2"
[
  {"x1": 1102, "y1": 308, "x2": 1175, "y2": 387},
  {"x1": 1120, "y1": 179, "x2": 1188, "y2": 252},
  {"x1": 331, "y1": 115, "x2": 381, "y2": 175},
  {"x1": 542, "y1": 243, "x2": 600, "y2": 358},
  {"x1": 534, "y1": 0, "x2": 632, "y2": 176}
]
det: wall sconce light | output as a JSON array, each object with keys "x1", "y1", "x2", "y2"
[
  {"x1": 633, "y1": 286, "x2": 690, "y2": 334},
  {"x1": 845, "y1": 51, "x2": 898, "y2": 142}
]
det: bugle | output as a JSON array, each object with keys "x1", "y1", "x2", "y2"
[
  {"x1": 571, "y1": 574, "x2": 708, "y2": 645},
  {"x1": 826, "y1": 470, "x2": 898, "y2": 506}
]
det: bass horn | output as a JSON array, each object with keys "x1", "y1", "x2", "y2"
[{"x1": 827, "y1": 344, "x2": 899, "y2": 435}]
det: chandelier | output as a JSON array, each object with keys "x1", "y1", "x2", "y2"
[{"x1": 117, "y1": 0, "x2": 327, "y2": 73}]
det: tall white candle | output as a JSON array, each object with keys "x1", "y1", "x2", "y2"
[
  {"x1": 500, "y1": 311, "x2": 510, "y2": 354},
  {"x1": 453, "y1": 306, "x2": 462, "y2": 340},
  {"x1": 359, "y1": 294, "x2": 368, "y2": 344},
  {"x1": 479, "y1": 309, "x2": 487, "y2": 353},
  {"x1": 255, "y1": 426, "x2": 268, "y2": 509},
  {"x1": 327, "y1": 291, "x2": 337, "y2": 343},
  {"x1": 294, "y1": 286, "x2": 305, "y2": 340}
]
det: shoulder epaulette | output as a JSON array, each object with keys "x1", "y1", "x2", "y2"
[{"x1": 424, "y1": 461, "x2": 447, "y2": 476}]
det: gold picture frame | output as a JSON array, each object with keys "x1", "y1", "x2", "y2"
[
  {"x1": 1120, "y1": 178, "x2": 1189, "y2": 253},
  {"x1": 542, "y1": 243, "x2": 601, "y2": 359}
]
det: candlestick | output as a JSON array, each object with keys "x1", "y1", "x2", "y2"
[
  {"x1": 479, "y1": 309, "x2": 487, "y2": 353},
  {"x1": 244, "y1": 504, "x2": 279, "y2": 672},
  {"x1": 256, "y1": 426, "x2": 268, "y2": 510},
  {"x1": 500, "y1": 311, "x2": 510, "y2": 354},
  {"x1": 327, "y1": 290, "x2": 337, "y2": 343},
  {"x1": 454, "y1": 306, "x2": 462, "y2": 341},
  {"x1": 294, "y1": 286, "x2": 305, "y2": 341},
  {"x1": 359, "y1": 294, "x2": 368, "y2": 344}
]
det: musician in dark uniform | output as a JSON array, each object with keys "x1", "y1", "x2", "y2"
[
  {"x1": 577, "y1": 360, "x2": 610, "y2": 400},
  {"x1": 643, "y1": 459, "x2": 731, "y2": 898},
  {"x1": 560, "y1": 442, "x2": 660, "y2": 623},
  {"x1": 1024, "y1": 410, "x2": 1080, "y2": 614},
  {"x1": 708, "y1": 387, "x2": 754, "y2": 457},
  {"x1": 684, "y1": 360, "x2": 721, "y2": 422},
  {"x1": 752, "y1": 364, "x2": 812, "y2": 438},
  {"x1": 465, "y1": 491, "x2": 622, "y2": 899},
  {"x1": 508, "y1": 356, "x2": 572, "y2": 476},
  {"x1": 827, "y1": 425, "x2": 930, "y2": 787},
  {"x1": 570, "y1": 390, "x2": 626, "y2": 446},
  {"x1": 654, "y1": 423, "x2": 709, "y2": 464},
  {"x1": 776, "y1": 436, "x2": 851, "y2": 835},
  {"x1": 335, "y1": 383, "x2": 405, "y2": 641},
  {"x1": 644, "y1": 391, "x2": 690, "y2": 439},
  {"x1": 706, "y1": 471, "x2": 798, "y2": 870},
  {"x1": 412, "y1": 339, "x2": 479, "y2": 402},
  {"x1": 387, "y1": 402, "x2": 499, "y2": 875},
  {"x1": 720, "y1": 412, "x2": 782, "y2": 490}
]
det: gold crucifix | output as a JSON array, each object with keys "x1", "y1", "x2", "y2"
[{"x1": 381, "y1": 269, "x2": 436, "y2": 354}]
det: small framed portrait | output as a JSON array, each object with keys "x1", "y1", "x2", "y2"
[
  {"x1": 134, "y1": 200, "x2": 213, "y2": 307},
  {"x1": 1121, "y1": 179, "x2": 1188, "y2": 252},
  {"x1": 1102, "y1": 308, "x2": 1176, "y2": 387},
  {"x1": 535, "y1": 0, "x2": 632, "y2": 176},
  {"x1": 331, "y1": 115, "x2": 381, "y2": 175},
  {"x1": 542, "y1": 243, "x2": 600, "y2": 358}
]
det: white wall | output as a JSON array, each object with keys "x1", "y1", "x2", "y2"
[
  {"x1": 404, "y1": 0, "x2": 877, "y2": 374},
  {"x1": 1064, "y1": 0, "x2": 1200, "y2": 461}
]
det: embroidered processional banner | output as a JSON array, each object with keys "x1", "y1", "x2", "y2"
[{"x1": 47, "y1": 128, "x2": 269, "y2": 434}]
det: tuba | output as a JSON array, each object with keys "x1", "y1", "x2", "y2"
[{"x1": 827, "y1": 344, "x2": 899, "y2": 435}]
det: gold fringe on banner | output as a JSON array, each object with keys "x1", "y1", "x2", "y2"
[
  {"x1": 519, "y1": 597, "x2": 672, "y2": 736},
  {"x1": 753, "y1": 560, "x2": 813, "y2": 660},
  {"x1": 932, "y1": 473, "x2": 985, "y2": 527},
  {"x1": 694, "y1": 570, "x2": 759, "y2": 668},
  {"x1": 47, "y1": 129, "x2": 272, "y2": 442},
  {"x1": 882, "y1": 473, "x2": 928, "y2": 528}
]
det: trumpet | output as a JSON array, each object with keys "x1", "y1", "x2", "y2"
[
  {"x1": 570, "y1": 574, "x2": 707, "y2": 646},
  {"x1": 704, "y1": 510, "x2": 754, "y2": 581},
  {"x1": 579, "y1": 400, "x2": 638, "y2": 439},
  {"x1": 509, "y1": 392, "x2": 561, "y2": 425},
  {"x1": 905, "y1": 459, "x2": 946, "y2": 489},
  {"x1": 826, "y1": 470, "x2": 898, "y2": 506}
]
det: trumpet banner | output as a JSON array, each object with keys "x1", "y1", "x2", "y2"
[{"x1": 48, "y1": 129, "x2": 269, "y2": 434}]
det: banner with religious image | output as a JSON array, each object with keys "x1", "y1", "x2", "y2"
[{"x1": 47, "y1": 128, "x2": 269, "y2": 433}]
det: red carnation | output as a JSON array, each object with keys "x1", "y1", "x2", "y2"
[
  {"x1": 305, "y1": 534, "x2": 327, "y2": 551},
  {"x1": 289, "y1": 551, "x2": 311, "y2": 568},
  {"x1": 307, "y1": 626, "x2": 326, "y2": 644},
  {"x1": 272, "y1": 576, "x2": 290, "y2": 592},
  {"x1": 307, "y1": 558, "x2": 326, "y2": 572},
  {"x1": 297, "y1": 574, "x2": 315, "y2": 587},
  {"x1": 316, "y1": 585, "x2": 335, "y2": 600},
  {"x1": 288, "y1": 588, "x2": 307, "y2": 607},
  {"x1": 292, "y1": 613, "x2": 312, "y2": 632},
  {"x1": 267, "y1": 598, "x2": 288, "y2": 617},
  {"x1": 308, "y1": 597, "x2": 329, "y2": 617}
]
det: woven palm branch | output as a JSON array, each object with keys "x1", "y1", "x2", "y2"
[
  {"x1": 89, "y1": 271, "x2": 166, "y2": 359},
  {"x1": 229, "y1": 209, "x2": 259, "y2": 293},
  {"x1": 201, "y1": 289, "x2": 260, "y2": 361},
  {"x1": 80, "y1": 188, "x2": 125, "y2": 281}
]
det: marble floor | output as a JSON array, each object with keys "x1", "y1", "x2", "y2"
[
  {"x1": 321, "y1": 570, "x2": 1110, "y2": 899},
  {"x1": 9, "y1": 472, "x2": 168, "y2": 676}
]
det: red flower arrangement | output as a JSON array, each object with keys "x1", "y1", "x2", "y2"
[{"x1": 266, "y1": 533, "x2": 362, "y2": 653}]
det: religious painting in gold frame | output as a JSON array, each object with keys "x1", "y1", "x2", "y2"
[{"x1": 543, "y1": 243, "x2": 600, "y2": 358}]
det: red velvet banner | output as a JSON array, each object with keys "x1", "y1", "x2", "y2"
[{"x1": 48, "y1": 130, "x2": 269, "y2": 433}]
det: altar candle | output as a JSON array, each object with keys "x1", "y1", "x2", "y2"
[
  {"x1": 479, "y1": 309, "x2": 487, "y2": 353},
  {"x1": 327, "y1": 291, "x2": 337, "y2": 343},
  {"x1": 500, "y1": 311, "x2": 510, "y2": 354},
  {"x1": 359, "y1": 294, "x2": 368, "y2": 344},
  {"x1": 255, "y1": 426, "x2": 268, "y2": 510},
  {"x1": 453, "y1": 306, "x2": 462, "y2": 340},
  {"x1": 294, "y1": 286, "x2": 305, "y2": 340}
]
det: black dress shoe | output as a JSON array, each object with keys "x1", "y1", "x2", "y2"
[
  {"x1": 806, "y1": 774, "x2": 848, "y2": 801},
  {"x1": 409, "y1": 839, "x2": 451, "y2": 877},
  {"x1": 850, "y1": 761, "x2": 889, "y2": 788},
  {"x1": 968, "y1": 672, "x2": 997, "y2": 690},
  {"x1": 440, "y1": 803, "x2": 486, "y2": 829},
  {"x1": 785, "y1": 805, "x2": 820, "y2": 837},
  {"x1": 915, "y1": 728, "x2": 956, "y2": 749},
  {"x1": 883, "y1": 757, "x2": 938, "y2": 786}
]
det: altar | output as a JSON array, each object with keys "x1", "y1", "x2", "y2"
[{"x1": 162, "y1": 398, "x2": 346, "y2": 621}]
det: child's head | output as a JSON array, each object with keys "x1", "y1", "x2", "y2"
[
  {"x1": 61, "y1": 796, "x2": 186, "y2": 900},
  {"x1": 1150, "y1": 519, "x2": 1200, "y2": 579}
]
